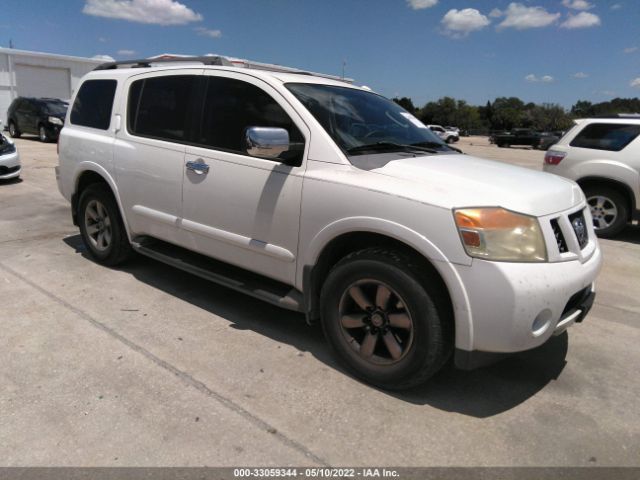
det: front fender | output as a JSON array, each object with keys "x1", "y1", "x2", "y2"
[{"x1": 300, "y1": 216, "x2": 475, "y2": 351}]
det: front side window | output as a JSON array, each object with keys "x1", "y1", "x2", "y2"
[
  {"x1": 570, "y1": 123, "x2": 640, "y2": 152},
  {"x1": 70, "y1": 80, "x2": 117, "y2": 130},
  {"x1": 285, "y1": 83, "x2": 450, "y2": 156},
  {"x1": 196, "y1": 76, "x2": 304, "y2": 163},
  {"x1": 128, "y1": 75, "x2": 197, "y2": 142}
]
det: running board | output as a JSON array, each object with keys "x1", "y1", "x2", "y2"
[{"x1": 131, "y1": 239, "x2": 304, "y2": 312}]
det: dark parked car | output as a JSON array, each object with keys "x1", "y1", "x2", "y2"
[
  {"x1": 491, "y1": 128, "x2": 559, "y2": 150},
  {"x1": 7, "y1": 97, "x2": 68, "y2": 142}
]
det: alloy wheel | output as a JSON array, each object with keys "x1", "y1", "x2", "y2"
[
  {"x1": 338, "y1": 279, "x2": 414, "y2": 365},
  {"x1": 84, "y1": 199, "x2": 112, "y2": 252},
  {"x1": 587, "y1": 195, "x2": 618, "y2": 230}
]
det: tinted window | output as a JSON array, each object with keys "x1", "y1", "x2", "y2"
[
  {"x1": 128, "y1": 75, "x2": 197, "y2": 142},
  {"x1": 71, "y1": 80, "x2": 117, "y2": 130},
  {"x1": 570, "y1": 123, "x2": 640, "y2": 152},
  {"x1": 197, "y1": 77, "x2": 304, "y2": 162}
]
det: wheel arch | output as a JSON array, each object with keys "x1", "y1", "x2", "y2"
[
  {"x1": 576, "y1": 176, "x2": 636, "y2": 221},
  {"x1": 301, "y1": 222, "x2": 474, "y2": 351},
  {"x1": 71, "y1": 164, "x2": 132, "y2": 240}
]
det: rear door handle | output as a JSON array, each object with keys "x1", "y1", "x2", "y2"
[{"x1": 186, "y1": 160, "x2": 210, "y2": 175}]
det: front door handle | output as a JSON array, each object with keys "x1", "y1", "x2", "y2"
[{"x1": 186, "y1": 160, "x2": 210, "y2": 175}]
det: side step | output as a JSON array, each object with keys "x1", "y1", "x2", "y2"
[{"x1": 131, "y1": 238, "x2": 304, "y2": 312}]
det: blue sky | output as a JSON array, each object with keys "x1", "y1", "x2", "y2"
[{"x1": 2, "y1": 0, "x2": 639, "y2": 108}]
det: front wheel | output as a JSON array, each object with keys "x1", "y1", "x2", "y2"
[
  {"x1": 78, "y1": 184, "x2": 133, "y2": 266},
  {"x1": 583, "y1": 186, "x2": 628, "y2": 238},
  {"x1": 320, "y1": 249, "x2": 452, "y2": 390},
  {"x1": 38, "y1": 125, "x2": 49, "y2": 142},
  {"x1": 8, "y1": 121, "x2": 20, "y2": 138}
]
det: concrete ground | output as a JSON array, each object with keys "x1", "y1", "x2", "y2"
[{"x1": 0, "y1": 134, "x2": 638, "y2": 467}]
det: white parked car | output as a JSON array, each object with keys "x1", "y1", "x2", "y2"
[
  {"x1": 0, "y1": 132, "x2": 20, "y2": 180},
  {"x1": 57, "y1": 56, "x2": 601, "y2": 389},
  {"x1": 543, "y1": 117, "x2": 640, "y2": 238},
  {"x1": 427, "y1": 124, "x2": 459, "y2": 144}
]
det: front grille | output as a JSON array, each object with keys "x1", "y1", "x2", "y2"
[
  {"x1": 0, "y1": 165, "x2": 19, "y2": 175},
  {"x1": 569, "y1": 210, "x2": 589, "y2": 249},
  {"x1": 551, "y1": 218, "x2": 568, "y2": 253}
]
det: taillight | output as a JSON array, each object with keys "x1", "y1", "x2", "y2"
[{"x1": 544, "y1": 150, "x2": 566, "y2": 165}]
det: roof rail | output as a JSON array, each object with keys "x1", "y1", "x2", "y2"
[
  {"x1": 593, "y1": 113, "x2": 640, "y2": 119},
  {"x1": 94, "y1": 55, "x2": 234, "y2": 70},
  {"x1": 230, "y1": 59, "x2": 354, "y2": 83}
]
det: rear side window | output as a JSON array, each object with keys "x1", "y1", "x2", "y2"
[
  {"x1": 70, "y1": 80, "x2": 117, "y2": 130},
  {"x1": 570, "y1": 123, "x2": 640, "y2": 152},
  {"x1": 127, "y1": 75, "x2": 197, "y2": 142},
  {"x1": 196, "y1": 76, "x2": 304, "y2": 162}
]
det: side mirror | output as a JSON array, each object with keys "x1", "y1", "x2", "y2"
[{"x1": 244, "y1": 127, "x2": 290, "y2": 160}]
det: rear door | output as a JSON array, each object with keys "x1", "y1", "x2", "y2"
[
  {"x1": 114, "y1": 70, "x2": 202, "y2": 243},
  {"x1": 180, "y1": 71, "x2": 309, "y2": 284}
]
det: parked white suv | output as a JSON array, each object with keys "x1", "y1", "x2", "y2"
[
  {"x1": 427, "y1": 125, "x2": 459, "y2": 144},
  {"x1": 56, "y1": 56, "x2": 601, "y2": 389},
  {"x1": 544, "y1": 117, "x2": 640, "y2": 237}
]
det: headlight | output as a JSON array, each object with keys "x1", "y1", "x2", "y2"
[
  {"x1": 454, "y1": 207, "x2": 547, "y2": 262},
  {"x1": 48, "y1": 116, "x2": 63, "y2": 126}
]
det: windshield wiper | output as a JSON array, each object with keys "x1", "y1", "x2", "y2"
[
  {"x1": 411, "y1": 141, "x2": 463, "y2": 154},
  {"x1": 346, "y1": 142, "x2": 439, "y2": 155}
]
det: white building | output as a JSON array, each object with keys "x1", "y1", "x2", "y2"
[{"x1": 0, "y1": 47, "x2": 105, "y2": 125}]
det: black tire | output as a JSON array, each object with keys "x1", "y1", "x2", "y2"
[
  {"x1": 8, "y1": 121, "x2": 21, "y2": 138},
  {"x1": 583, "y1": 185, "x2": 628, "y2": 238},
  {"x1": 320, "y1": 248, "x2": 452, "y2": 390},
  {"x1": 497, "y1": 142, "x2": 505, "y2": 148},
  {"x1": 78, "y1": 183, "x2": 133, "y2": 266},
  {"x1": 38, "y1": 125, "x2": 50, "y2": 143}
]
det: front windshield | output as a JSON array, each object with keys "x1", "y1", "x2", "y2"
[{"x1": 286, "y1": 83, "x2": 450, "y2": 155}]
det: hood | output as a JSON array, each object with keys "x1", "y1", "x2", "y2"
[{"x1": 369, "y1": 153, "x2": 583, "y2": 217}]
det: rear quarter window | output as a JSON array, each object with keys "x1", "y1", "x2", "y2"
[
  {"x1": 570, "y1": 123, "x2": 640, "y2": 152},
  {"x1": 70, "y1": 79, "x2": 117, "y2": 130}
]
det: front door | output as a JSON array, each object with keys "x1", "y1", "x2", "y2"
[{"x1": 180, "y1": 72, "x2": 309, "y2": 284}]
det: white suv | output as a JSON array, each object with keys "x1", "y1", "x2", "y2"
[
  {"x1": 543, "y1": 117, "x2": 640, "y2": 237},
  {"x1": 57, "y1": 56, "x2": 601, "y2": 389},
  {"x1": 427, "y1": 125, "x2": 459, "y2": 144}
]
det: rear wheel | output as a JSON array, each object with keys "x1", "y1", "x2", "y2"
[
  {"x1": 78, "y1": 184, "x2": 133, "y2": 266},
  {"x1": 320, "y1": 248, "x2": 452, "y2": 390},
  {"x1": 8, "y1": 121, "x2": 20, "y2": 138},
  {"x1": 583, "y1": 185, "x2": 628, "y2": 238}
]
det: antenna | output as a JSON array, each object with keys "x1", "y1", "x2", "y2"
[{"x1": 342, "y1": 59, "x2": 346, "y2": 80}]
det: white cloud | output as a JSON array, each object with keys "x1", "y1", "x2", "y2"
[
  {"x1": 560, "y1": 11, "x2": 601, "y2": 28},
  {"x1": 441, "y1": 8, "x2": 490, "y2": 38},
  {"x1": 98, "y1": 36, "x2": 107, "y2": 42},
  {"x1": 525, "y1": 74, "x2": 554, "y2": 82},
  {"x1": 561, "y1": 0, "x2": 594, "y2": 10},
  {"x1": 117, "y1": 49, "x2": 136, "y2": 55},
  {"x1": 407, "y1": 0, "x2": 438, "y2": 9},
  {"x1": 489, "y1": 8, "x2": 503, "y2": 18},
  {"x1": 631, "y1": 78, "x2": 640, "y2": 88},
  {"x1": 83, "y1": 0, "x2": 203, "y2": 25},
  {"x1": 611, "y1": 3, "x2": 622, "y2": 10},
  {"x1": 195, "y1": 27, "x2": 222, "y2": 38},
  {"x1": 573, "y1": 72, "x2": 589, "y2": 78},
  {"x1": 496, "y1": 3, "x2": 561, "y2": 30},
  {"x1": 92, "y1": 54, "x2": 115, "y2": 62},
  {"x1": 624, "y1": 46, "x2": 638, "y2": 53}
]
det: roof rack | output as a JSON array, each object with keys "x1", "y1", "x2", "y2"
[
  {"x1": 594, "y1": 113, "x2": 640, "y2": 119},
  {"x1": 230, "y1": 58, "x2": 354, "y2": 83},
  {"x1": 94, "y1": 55, "x2": 234, "y2": 70}
]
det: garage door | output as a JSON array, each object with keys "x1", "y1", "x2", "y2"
[{"x1": 15, "y1": 64, "x2": 71, "y2": 100}]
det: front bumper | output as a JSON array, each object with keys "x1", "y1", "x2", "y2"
[
  {"x1": 0, "y1": 150, "x2": 21, "y2": 180},
  {"x1": 453, "y1": 241, "x2": 602, "y2": 369}
]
